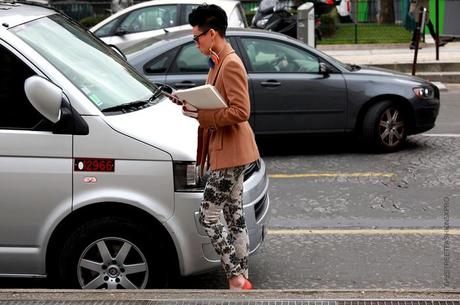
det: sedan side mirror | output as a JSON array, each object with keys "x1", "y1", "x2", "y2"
[
  {"x1": 114, "y1": 27, "x2": 127, "y2": 36},
  {"x1": 319, "y1": 62, "x2": 334, "y2": 75},
  {"x1": 319, "y1": 62, "x2": 333, "y2": 75},
  {"x1": 24, "y1": 76, "x2": 62, "y2": 123}
]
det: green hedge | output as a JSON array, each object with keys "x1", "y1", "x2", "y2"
[{"x1": 79, "y1": 15, "x2": 108, "y2": 29}]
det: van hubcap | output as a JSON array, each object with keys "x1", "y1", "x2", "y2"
[
  {"x1": 77, "y1": 237, "x2": 149, "y2": 289},
  {"x1": 108, "y1": 265, "x2": 120, "y2": 277}
]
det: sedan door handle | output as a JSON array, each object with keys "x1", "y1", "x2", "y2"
[
  {"x1": 174, "y1": 81, "x2": 197, "y2": 89},
  {"x1": 260, "y1": 80, "x2": 281, "y2": 87}
]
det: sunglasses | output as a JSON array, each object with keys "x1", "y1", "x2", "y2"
[{"x1": 193, "y1": 29, "x2": 210, "y2": 43}]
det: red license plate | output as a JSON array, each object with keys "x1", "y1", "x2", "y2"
[{"x1": 74, "y1": 158, "x2": 115, "y2": 172}]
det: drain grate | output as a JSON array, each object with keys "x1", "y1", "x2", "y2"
[{"x1": 0, "y1": 300, "x2": 459, "y2": 305}]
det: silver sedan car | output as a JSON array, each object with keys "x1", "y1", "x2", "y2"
[{"x1": 90, "y1": 0, "x2": 247, "y2": 50}]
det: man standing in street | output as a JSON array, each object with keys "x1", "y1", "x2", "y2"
[
  {"x1": 409, "y1": 0, "x2": 447, "y2": 49},
  {"x1": 173, "y1": 4, "x2": 260, "y2": 290}
]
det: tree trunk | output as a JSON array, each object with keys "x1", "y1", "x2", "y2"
[{"x1": 379, "y1": 0, "x2": 395, "y2": 24}]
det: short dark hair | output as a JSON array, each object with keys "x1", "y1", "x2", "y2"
[{"x1": 188, "y1": 4, "x2": 228, "y2": 37}]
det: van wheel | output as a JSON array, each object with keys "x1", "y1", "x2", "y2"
[
  {"x1": 58, "y1": 217, "x2": 168, "y2": 289},
  {"x1": 363, "y1": 100, "x2": 407, "y2": 152}
]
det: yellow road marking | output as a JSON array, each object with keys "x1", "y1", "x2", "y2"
[
  {"x1": 269, "y1": 172, "x2": 396, "y2": 179},
  {"x1": 268, "y1": 229, "x2": 459, "y2": 235}
]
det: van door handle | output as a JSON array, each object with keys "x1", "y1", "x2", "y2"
[
  {"x1": 260, "y1": 80, "x2": 281, "y2": 87},
  {"x1": 174, "y1": 81, "x2": 196, "y2": 88}
]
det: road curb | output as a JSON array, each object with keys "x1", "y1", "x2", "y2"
[
  {"x1": 1, "y1": 289, "x2": 460, "y2": 301},
  {"x1": 372, "y1": 63, "x2": 460, "y2": 83}
]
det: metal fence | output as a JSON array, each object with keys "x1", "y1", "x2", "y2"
[
  {"x1": 321, "y1": 0, "x2": 414, "y2": 44},
  {"x1": 241, "y1": 0, "x2": 415, "y2": 44},
  {"x1": 51, "y1": 1, "x2": 111, "y2": 21}
]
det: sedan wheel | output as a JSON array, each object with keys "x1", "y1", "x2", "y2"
[
  {"x1": 363, "y1": 100, "x2": 407, "y2": 152},
  {"x1": 378, "y1": 107, "x2": 405, "y2": 148}
]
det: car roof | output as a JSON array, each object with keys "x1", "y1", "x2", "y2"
[
  {"x1": 124, "y1": 28, "x2": 293, "y2": 56},
  {"x1": 91, "y1": 0, "x2": 239, "y2": 31},
  {"x1": 0, "y1": 1, "x2": 55, "y2": 28},
  {"x1": 125, "y1": 0, "x2": 239, "y2": 9},
  {"x1": 124, "y1": 27, "x2": 350, "y2": 72}
]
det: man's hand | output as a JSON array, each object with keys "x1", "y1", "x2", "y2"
[{"x1": 182, "y1": 102, "x2": 198, "y2": 119}]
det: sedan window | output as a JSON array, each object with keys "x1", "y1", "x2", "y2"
[
  {"x1": 144, "y1": 50, "x2": 175, "y2": 74},
  {"x1": 174, "y1": 43, "x2": 208, "y2": 73},
  {"x1": 184, "y1": 4, "x2": 198, "y2": 18},
  {"x1": 241, "y1": 38, "x2": 320, "y2": 73},
  {"x1": 94, "y1": 18, "x2": 119, "y2": 37},
  {"x1": 119, "y1": 5, "x2": 178, "y2": 33}
]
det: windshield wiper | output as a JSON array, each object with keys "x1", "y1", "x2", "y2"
[
  {"x1": 151, "y1": 86, "x2": 164, "y2": 100},
  {"x1": 102, "y1": 96, "x2": 155, "y2": 113},
  {"x1": 101, "y1": 86, "x2": 168, "y2": 113},
  {"x1": 102, "y1": 100, "x2": 149, "y2": 113}
]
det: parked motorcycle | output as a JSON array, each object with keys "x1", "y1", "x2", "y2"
[{"x1": 251, "y1": 0, "x2": 338, "y2": 41}]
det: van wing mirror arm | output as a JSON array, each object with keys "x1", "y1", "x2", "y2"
[{"x1": 53, "y1": 97, "x2": 89, "y2": 136}]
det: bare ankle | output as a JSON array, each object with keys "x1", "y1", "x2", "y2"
[{"x1": 228, "y1": 274, "x2": 245, "y2": 289}]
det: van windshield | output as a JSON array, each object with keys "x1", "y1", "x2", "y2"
[{"x1": 11, "y1": 14, "x2": 158, "y2": 112}]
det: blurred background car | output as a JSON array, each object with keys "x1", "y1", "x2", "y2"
[
  {"x1": 336, "y1": 0, "x2": 353, "y2": 23},
  {"x1": 125, "y1": 28, "x2": 440, "y2": 152},
  {"x1": 90, "y1": 0, "x2": 247, "y2": 50},
  {"x1": 250, "y1": 0, "x2": 338, "y2": 40}
]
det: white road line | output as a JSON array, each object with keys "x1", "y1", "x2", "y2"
[
  {"x1": 269, "y1": 172, "x2": 395, "y2": 179},
  {"x1": 268, "y1": 229, "x2": 459, "y2": 236},
  {"x1": 421, "y1": 133, "x2": 460, "y2": 137}
]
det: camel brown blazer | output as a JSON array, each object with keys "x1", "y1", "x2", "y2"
[{"x1": 196, "y1": 43, "x2": 260, "y2": 172}]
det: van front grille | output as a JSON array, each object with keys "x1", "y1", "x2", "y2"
[
  {"x1": 244, "y1": 160, "x2": 260, "y2": 181},
  {"x1": 254, "y1": 193, "x2": 267, "y2": 221}
]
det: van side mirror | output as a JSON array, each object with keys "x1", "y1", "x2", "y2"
[{"x1": 24, "y1": 76, "x2": 62, "y2": 123}]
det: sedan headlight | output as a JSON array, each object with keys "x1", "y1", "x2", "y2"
[
  {"x1": 413, "y1": 86, "x2": 435, "y2": 100},
  {"x1": 173, "y1": 161, "x2": 206, "y2": 192}
]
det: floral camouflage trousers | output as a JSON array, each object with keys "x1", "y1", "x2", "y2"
[{"x1": 199, "y1": 164, "x2": 249, "y2": 279}]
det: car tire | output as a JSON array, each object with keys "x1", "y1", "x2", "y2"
[
  {"x1": 363, "y1": 100, "x2": 407, "y2": 152},
  {"x1": 57, "y1": 216, "x2": 169, "y2": 289}
]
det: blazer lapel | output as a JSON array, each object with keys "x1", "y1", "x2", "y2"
[{"x1": 207, "y1": 43, "x2": 235, "y2": 85}]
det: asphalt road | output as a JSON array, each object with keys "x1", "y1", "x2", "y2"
[
  {"x1": 1, "y1": 85, "x2": 459, "y2": 290},
  {"x1": 173, "y1": 84, "x2": 460, "y2": 290}
]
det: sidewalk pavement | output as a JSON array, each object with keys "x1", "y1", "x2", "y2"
[
  {"x1": 316, "y1": 41, "x2": 460, "y2": 87},
  {"x1": 0, "y1": 289, "x2": 460, "y2": 303},
  {"x1": 317, "y1": 42, "x2": 460, "y2": 66}
]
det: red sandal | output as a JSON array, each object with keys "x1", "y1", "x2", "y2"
[{"x1": 242, "y1": 279, "x2": 253, "y2": 290}]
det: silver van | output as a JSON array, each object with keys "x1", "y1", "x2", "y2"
[{"x1": 0, "y1": 2, "x2": 269, "y2": 289}]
